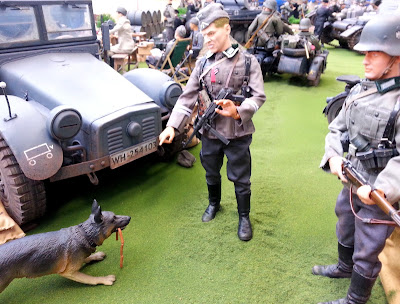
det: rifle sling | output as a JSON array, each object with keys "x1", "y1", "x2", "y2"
[
  {"x1": 349, "y1": 187, "x2": 399, "y2": 227},
  {"x1": 344, "y1": 86, "x2": 378, "y2": 111},
  {"x1": 382, "y1": 96, "x2": 400, "y2": 142}
]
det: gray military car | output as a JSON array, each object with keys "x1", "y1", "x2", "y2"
[{"x1": 0, "y1": 0, "x2": 181, "y2": 226}]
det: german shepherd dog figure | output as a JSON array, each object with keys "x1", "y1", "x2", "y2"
[{"x1": 0, "y1": 200, "x2": 130, "y2": 293}]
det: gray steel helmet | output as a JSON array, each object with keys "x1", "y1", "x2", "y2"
[
  {"x1": 263, "y1": 0, "x2": 277, "y2": 11},
  {"x1": 354, "y1": 14, "x2": 400, "y2": 56},
  {"x1": 299, "y1": 18, "x2": 311, "y2": 30}
]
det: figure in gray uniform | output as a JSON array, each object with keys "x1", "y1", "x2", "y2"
[
  {"x1": 159, "y1": 3, "x2": 266, "y2": 241},
  {"x1": 314, "y1": 14, "x2": 400, "y2": 304},
  {"x1": 296, "y1": 18, "x2": 321, "y2": 52},
  {"x1": 280, "y1": 0, "x2": 294, "y2": 21},
  {"x1": 163, "y1": 0, "x2": 176, "y2": 41},
  {"x1": 108, "y1": 7, "x2": 135, "y2": 56},
  {"x1": 246, "y1": 0, "x2": 284, "y2": 50}
]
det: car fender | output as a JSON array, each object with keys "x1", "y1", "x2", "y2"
[
  {"x1": 340, "y1": 25, "x2": 363, "y2": 38},
  {"x1": 0, "y1": 95, "x2": 63, "y2": 180},
  {"x1": 307, "y1": 56, "x2": 325, "y2": 81}
]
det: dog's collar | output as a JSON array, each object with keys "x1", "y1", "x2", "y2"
[{"x1": 78, "y1": 224, "x2": 98, "y2": 248}]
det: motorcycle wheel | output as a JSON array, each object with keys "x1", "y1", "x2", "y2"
[{"x1": 326, "y1": 96, "x2": 345, "y2": 124}]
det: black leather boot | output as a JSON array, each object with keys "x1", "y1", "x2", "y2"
[
  {"x1": 317, "y1": 299, "x2": 347, "y2": 304},
  {"x1": 312, "y1": 243, "x2": 353, "y2": 278},
  {"x1": 236, "y1": 193, "x2": 252, "y2": 241},
  {"x1": 318, "y1": 271, "x2": 376, "y2": 304},
  {"x1": 202, "y1": 183, "x2": 221, "y2": 222}
]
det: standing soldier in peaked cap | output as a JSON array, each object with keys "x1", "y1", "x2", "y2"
[
  {"x1": 314, "y1": 14, "x2": 400, "y2": 304},
  {"x1": 159, "y1": 3, "x2": 266, "y2": 241}
]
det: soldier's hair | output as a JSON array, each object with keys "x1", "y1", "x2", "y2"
[{"x1": 213, "y1": 18, "x2": 229, "y2": 28}]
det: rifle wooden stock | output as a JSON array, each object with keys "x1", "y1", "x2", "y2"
[
  {"x1": 244, "y1": 11, "x2": 275, "y2": 49},
  {"x1": 342, "y1": 160, "x2": 400, "y2": 227}
]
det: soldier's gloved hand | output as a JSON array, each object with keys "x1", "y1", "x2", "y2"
[
  {"x1": 328, "y1": 156, "x2": 347, "y2": 183},
  {"x1": 159, "y1": 126, "x2": 175, "y2": 145},
  {"x1": 214, "y1": 99, "x2": 240, "y2": 120}
]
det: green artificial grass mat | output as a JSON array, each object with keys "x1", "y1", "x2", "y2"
[{"x1": 0, "y1": 47, "x2": 389, "y2": 304}]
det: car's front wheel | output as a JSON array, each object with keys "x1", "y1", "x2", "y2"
[{"x1": 0, "y1": 135, "x2": 46, "y2": 227}]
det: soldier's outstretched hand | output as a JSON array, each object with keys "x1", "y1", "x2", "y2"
[
  {"x1": 215, "y1": 99, "x2": 240, "y2": 120},
  {"x1": 159, "y1": 126, "x2": 175, "y2": 145}
]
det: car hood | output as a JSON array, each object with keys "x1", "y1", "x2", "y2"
[{"x1": 0, "y1": 53, "x2": 154, "y2": 129}]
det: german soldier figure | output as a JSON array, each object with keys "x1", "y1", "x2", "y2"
[
  {"x1": 163, "y1": 0, "x2": 175, "y2": 41},
  {"x1": 159, "y1": 3, "x2": 266, "y2": 241},
  {"x1": 246, "y1": 0, "x2": 284, "y2": 50},
  {"x1": 314, "y1": 14, "x2": 400, "y2": 304}
]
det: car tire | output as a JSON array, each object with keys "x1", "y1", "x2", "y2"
[{"x1": 0, "y1": 135, "x2": 46, "y2": 227}]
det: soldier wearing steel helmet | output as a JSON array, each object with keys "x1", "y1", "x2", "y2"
[
  {"x1": 158, "y1": 3, "x2": 265, "y2": 241},
  {"x1": 280, "y1": 0, "x2": 294, "y2": 21},
  {"x1": 296, "y1": 18, "x2": 321, "y2": 52},
  {"x1": 246, "y1": 0, "x2": 284, "y2": 49},
  {"x1": 314, "y1": 14, "x2": 400, "y2": 304}
]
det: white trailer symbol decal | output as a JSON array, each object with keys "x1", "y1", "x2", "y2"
[{"x1": 24, "y1": 143, "x2": 53, "y2": 166}]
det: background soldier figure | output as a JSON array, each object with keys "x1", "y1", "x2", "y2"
[
  {"x1": 314, "y1": 14, "x2": 400, "y2": 304},
  {"x1": 188, "y1": 18, "x2": 204, "y2": 59},
  {"x1": 108, "y1": 7, "x2": 135, "y2": 57},
  {"x1": 159, "y1": 3, "x2": 266, "y2": 241},
  {"x1": 163, "y1": 0, "x2": 176, "y2": 41},
  {"x1": 296, "y1": 18, "x2": 321, "y2": 52},
  {"x1": 314, "y1": 0, "x2": 333, "y2": 41},
  {"x1": 280, "y1": 0, "x2": 294, "y2": 21},
  {"x1": 246, "y1": 0, "x2": 284, "y2": 50}
]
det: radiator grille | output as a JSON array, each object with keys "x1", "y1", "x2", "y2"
[
  {"x1": 142, "y1": 116, "x2": 156, "y2": 141},
  {"x1": 107, "y1": 127, "x2": 124, "y2": 154}
]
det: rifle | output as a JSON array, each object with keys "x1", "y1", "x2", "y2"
[
  {"x1": 342, "y1": 159, "x2": 400, "y2": 227},
  {"x1": 302, "y1": 36, "x2": 310, "y2": 59},
  {"x1": 244, "y1": 11, "x2": 275, "y2": 49},
  {"x1": 183, "y1": 88, "x2": 245, "y2": 149}
]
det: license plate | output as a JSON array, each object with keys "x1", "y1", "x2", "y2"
[{"x1": 110, "y1": 138, "x2": 158, "y2": 169}]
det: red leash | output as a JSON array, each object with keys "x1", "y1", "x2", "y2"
[{"x1": 116, "y1": 228, "x2": 124, "y2": 268}]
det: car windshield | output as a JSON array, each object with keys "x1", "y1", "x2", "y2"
[
  {"x1": 0, "y1": 6, "x2": 39, "y2": 45},
  {"x1": 43, "y1": 4, "x2": 93, "y2": 40}
]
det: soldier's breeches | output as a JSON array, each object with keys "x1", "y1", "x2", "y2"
[
  {"x1": 200, "y1": 135, "x2": 252, "y2": 195},
  {"x1": 335, "y1": 187, "x2": 395, "y2": 278}
]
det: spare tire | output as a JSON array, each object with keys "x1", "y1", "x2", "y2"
[{"x1": 282, "y1": 48, "x2": 307, "y2": 57}]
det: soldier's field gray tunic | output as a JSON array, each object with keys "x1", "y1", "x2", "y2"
[
  {"x1": 167, "y1": 46, "x2": 265, "y2": 192},
  {"x1": 247, "y1": 11, "x2": 284, "y2": 48},
  {"x1": 167, "y1": 47, "x2": 266, "y2": 139},
  {"x1": 320, "y1": 78, "x2": 400, "y2": 278}
]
